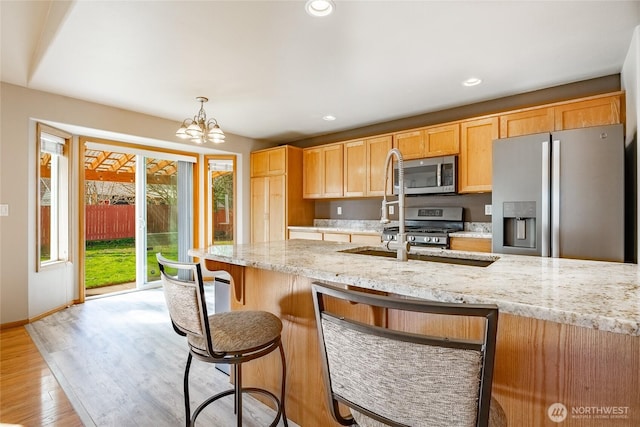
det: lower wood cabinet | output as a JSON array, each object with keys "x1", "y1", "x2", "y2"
[
  {"x1": 449, "y1": 237, "x2": 492, "y2": 253},
  {"x1": 288, "y1": 230, "x2": 381, "y2": 245},
  {"x1": 251, "y1": 175, "x2": 285, "y2": 243}
]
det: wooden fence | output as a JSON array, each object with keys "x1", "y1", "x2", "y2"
[
  {"x1": 41, "y1": 205, "x2": 231, "y2": 243},
  {"x1": 41, "y1": 205, "x2": 178, "y2": 243}
]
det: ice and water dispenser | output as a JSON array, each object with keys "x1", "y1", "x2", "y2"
[{"x1": 501, "y1": 201, "x2": 536, "y2": 249}]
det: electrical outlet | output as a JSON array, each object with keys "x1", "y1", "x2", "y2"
[
  {"x1": 337, "y1": 206, "x2": 342, "y2": 215},
  {"x1": 389, "y1": 205, "x2": 395, "y2": 215},
  {"x1": 485, "y1": 204, "x2": 492, "y2": 216},
  {"x1": 0, "y1": 204, "x2": 8, "y2": 217}
]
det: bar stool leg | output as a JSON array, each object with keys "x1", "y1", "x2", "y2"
[{"x1": 235, "y1": 363, "x2": 243, "y2": 427}]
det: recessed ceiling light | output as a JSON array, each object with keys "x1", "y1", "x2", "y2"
[
  {"x1": 322, "y1": 115, "x2": 336, "y2": 121},
  {"x1": 305, "y1": 0, "x2": 335, "y2": 17},
  {"x1": 462, "y1": 77, "x2": 482, "y2": 87}
]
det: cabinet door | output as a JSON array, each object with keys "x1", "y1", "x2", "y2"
[
  {"x1": 459, "y1": 117, "x2": 498, "y2": 193},
  {"x1": 250, "y1": 177, "x2": 268, "y2": 243},
  {"x1": 251, "y1": 147, "x2": 286, "y2": 177},
  {"x1": 251, "y1": 151, "x2": 269, "y2": 177},
  {"x1": 554, "y1": 95, "x2": 622, "y2": 130},
  {"x1": 343, "y1": 140, "x2": 366, "y2": 197},
  {"x1": 323, "y1": 144, "x2": 344, "y2": 198},
  {"x1": 268, "y1": 174, "x2": 286, "y2": 242},
  {"x1": 268, "y1": 147, "x2": 286, "y2": 175},
  {"x1": 499, "y1": 107, "x2": 554, "y2": 138},
  {"x1": 303, "y1": 147, "x2": 323, "y2": 198},
  {"x1": 366, "y1": 135, "x2": 392, "y2": 196},
  {"x1": 425, "y1": 123, "x2": 460, "y2": 156},
  {"x1": 393, "y1": 130, "x2": 425, "y2": 160}
]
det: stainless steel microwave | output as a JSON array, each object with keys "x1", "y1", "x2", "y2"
[{"x1": 393, "y1": 155, "x2": 457, "y2": 195}]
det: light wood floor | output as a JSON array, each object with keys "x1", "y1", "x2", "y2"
[
  {"x1": 0, "y1": 326, "x2": 83, "y2": 426},
  {"x1": 2, "y1": 288, "x2": 295, "y2": 426}
]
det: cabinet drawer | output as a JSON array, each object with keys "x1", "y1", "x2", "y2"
[
  {"x1": 323, "y1": 233, "x2": 351, "y2": 243},
  {"x1": 289, "y1": 231, "x2": 323, "y2": 240}
]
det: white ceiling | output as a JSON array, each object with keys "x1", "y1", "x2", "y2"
[{"x1": 2, "y1": 1, "x2": 639, "y2": 143}]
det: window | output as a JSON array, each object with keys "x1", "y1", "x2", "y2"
[{"x1": 37, "y1": 124, "x2": 71, "y2": 269}]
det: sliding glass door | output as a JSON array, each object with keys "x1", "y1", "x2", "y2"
[{"x1": 83, "y1": 140, "x2": 195, "y2": 296}]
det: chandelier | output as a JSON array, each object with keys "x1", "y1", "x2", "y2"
[{"x1": 175, "y1": 96, "x2": 225, "y2": 144}]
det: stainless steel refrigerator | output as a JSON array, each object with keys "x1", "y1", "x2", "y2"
[{"x1": 491, "y1": 124, "x2": 624, "y2": 262}]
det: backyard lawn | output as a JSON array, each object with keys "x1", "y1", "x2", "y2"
[{"x1": 84, "y1": 238, "x2": 178, "y2": 288}]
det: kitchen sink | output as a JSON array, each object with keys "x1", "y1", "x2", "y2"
[{"x1": 339, "y1": 247, "x2": 497, "y2": 267}]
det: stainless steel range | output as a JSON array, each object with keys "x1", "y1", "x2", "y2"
[{"x1": 382, "y1": 206, "x2": 463, "y2": 249}]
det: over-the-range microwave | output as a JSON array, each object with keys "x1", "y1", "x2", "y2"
[{"x1": 393, "y1": 155, "x2": 457, "y2": 195}]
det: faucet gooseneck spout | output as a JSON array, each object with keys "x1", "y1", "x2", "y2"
[{"x1": 381, "y1": 148, "x2": 409, "y2": 261}]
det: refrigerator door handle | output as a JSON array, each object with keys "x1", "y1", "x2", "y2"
[
  {"x1": 551, "y1": 139, "x2": 561, "y2": 258},
  {"x1": 541, "y1": 140, "x2": 550, "y2": 257}
]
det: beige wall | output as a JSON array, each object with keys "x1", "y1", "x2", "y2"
[{"x1": 0, "y1": 82, "x2": 266, "y2": 324}]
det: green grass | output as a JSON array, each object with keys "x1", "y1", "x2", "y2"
[{"x1": 85, "y1": 238, "x2": 177, "y2": 288}]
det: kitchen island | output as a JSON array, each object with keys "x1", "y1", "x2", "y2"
[{"x1": 190, "y1": 239, "x2": 639, "y2": 426}]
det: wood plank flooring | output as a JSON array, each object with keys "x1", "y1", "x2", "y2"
[
  {"x1": 0, "y1": 326, "x2": 83, "y2": 426},
  {"x1": 3, "y1": 288, "x2": 295, "y2": 426}
]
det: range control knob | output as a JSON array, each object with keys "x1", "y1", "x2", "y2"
[
  {"x1": 409, "y1": 236, "x2": 415, "y2": 242},
  {"x1": 425, "y1": 237, "x2": 431, "y2": 243},
  {"x1": 432, "y1": 237, "x2": 440, "y2": 243}
]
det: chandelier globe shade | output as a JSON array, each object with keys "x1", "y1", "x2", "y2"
[{"x1": 176, "y1": 96, "x2": 226, "y2": 144}]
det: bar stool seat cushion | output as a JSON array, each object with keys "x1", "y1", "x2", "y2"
[{"x1": 188, "y1": 310, "x2": 283, "y2": 356}]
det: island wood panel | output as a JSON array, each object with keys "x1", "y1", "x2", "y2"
[
  {"x1": 499, "y1": 107, "x2": 555, "y2": 138},
  {"x1": 387, "y1": 309, "x2": 640, "y2": 427},
  {"x1": 218, "y1": 263, "x2": 640, "y2": 427},
  {"x1": 229, "y1": 267, "x2": 385, "y2": 427},
  {"x1": 449, "y1": 236, "x2": 492, "y2": 253}
]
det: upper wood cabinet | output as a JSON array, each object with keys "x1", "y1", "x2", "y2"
[
  {"x1": 499, "y1": 107, "x2": 554, "y2": 138},
  {"x1": 393, "y1": 124, "x2": 459, "y2": 159},
  {"x1": 303, "y1": 143, "x2": 344, "y2": 198},
  {"x1": 251, "y1": 146, "x2": 286, "y2": 177},
  {"x1": 500, "y1": 94, "x2": 623, "y2": 138},
  {"x1": 343, "y1": 140, "x2": 366, "y2": 197},
  {"x1": 554, "y1": 95, "x2": 622, "y2": 130},
  {"x1": 365, "y1": 135, "x2": 393, "y2": 196},
  {"x1": 425, "y1": 124, "x2": 460, "y2": 156},
  {"x1": 459, "y1": 117, "x2": 499, "y2": 193},
  {"x1": 250, "y1": 146, "x2": 314, "y2": 243},
  {"x1": 393, "y1": 130, "x2": 425, "y2": 160}
]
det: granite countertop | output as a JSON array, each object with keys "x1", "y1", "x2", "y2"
[{"x1": 190, "y1": 240, "x2": 640, "y2": 336}]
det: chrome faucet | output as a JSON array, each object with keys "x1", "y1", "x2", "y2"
[{"x1": 381, "y1": 148, "x2": 409, "y2": 261}]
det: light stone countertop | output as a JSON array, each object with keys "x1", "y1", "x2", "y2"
[{"x1": 190, "y1": 239, "x2": 640, "y2": 336}]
